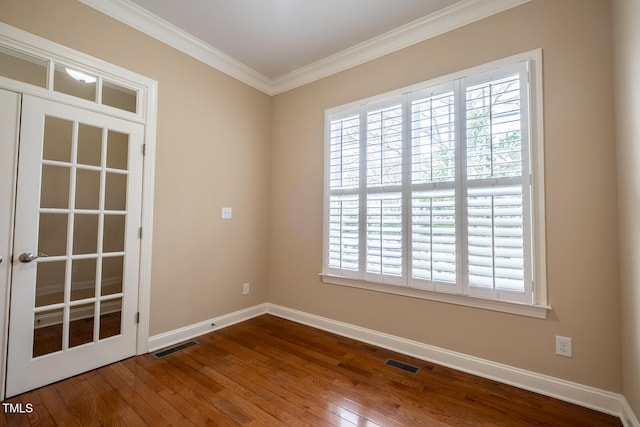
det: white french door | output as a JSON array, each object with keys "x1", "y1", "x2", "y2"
[{"x1": 5, "y1": 94, "x2": 144, "y2": 397}]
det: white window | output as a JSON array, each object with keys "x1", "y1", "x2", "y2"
[{"x1": 322, "y1": 51, "x2": 547, "y2": 317}]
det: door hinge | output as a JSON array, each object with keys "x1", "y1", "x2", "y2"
[
  {"x1": 142, "y1": 144, "x2": 146, "y2": 156},
  {"x1": 136, "y1": 312, "x2": 140, "y2": 324},
  {"x1": 139, "y1": 227, "x2": 143, "y2": 238}
]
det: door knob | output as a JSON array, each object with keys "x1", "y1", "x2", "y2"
[{"x1": 18, "y1": 252, "x2": 48, "y2": 263}]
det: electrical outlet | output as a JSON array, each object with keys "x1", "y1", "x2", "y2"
[
  {"x1": 242, "y1": 282, "x2": 250, "y2": 295},
  {"x1": 555, "y1": 336, "x2": 572, "y2": 357},
  {"x1": 221, "y1": 207, "x2": 232, "y2": 219}
]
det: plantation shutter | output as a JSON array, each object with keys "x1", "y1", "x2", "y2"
[
  {"x1": 327, "y1": 114, "x2": 360, "y2": 276},
  {"x1": 463, "y1": 63, "x2": 532, "y2": 302},
  {"x1": 324, "y1": 57, "x2": 536, "y2": 306},
  {"x1": 365, "y1": 102, "x2": 403, "y2": 284},
  {"x1": 409, "y1": 86, "x2": 459, "y2": 292}
]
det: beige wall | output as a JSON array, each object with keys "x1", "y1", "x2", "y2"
[
  {"x1": 270, "y1": 0, "x2": 622, "y2": 392},
  {"x1": 613, "y1": 0, "x2": 640, "y2": 417},
  {"x1": 0, "y1": 0, "x2": 272, "y2": 335}
]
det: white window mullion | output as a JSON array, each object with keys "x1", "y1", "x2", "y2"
[
  {"x1": 455, "y1": 78, "x2": 467, "y2": 296},
  {"x1": 358, "y1": 109, "x2": 367, "y2": 279},
  {"x1": 401, "y1": 94, "x2": 412, "y2": 287},
  {"x1": 519, "y1": 62, "x2": 534, "y2": 303}
]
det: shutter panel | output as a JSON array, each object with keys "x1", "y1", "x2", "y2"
[
  {"x1": 365, "y1": 103, "x2": 403, "y2": 281},
  {"x1": 367, "y1": 104, "x2": 403, "y2": 186},
  {"x1": 466, "y1": 74, "x2": 522, "y2": 180},
  {"x1": 410, "y1": 89, "x2": 457, "y2": 288},
  {"x1": 411, "y1": 189, "x2": 456, "y2": 283},
  {"x1": 328, "y1": 114, "x2": 360, "y2": 274},
  {"x1": 467, "y1": 186, "x2": 524, "y2": 292},
  {"x1": 366, "y1": 193, "x2": 402, "y2": 278},
  {"x1": 329, "y1": 115, "x2": 360, "y2": 190},
  {"x1": 411, "y1": 92, "x2": 456, "y2": 184},
  {"x1": 328, "y1": 195, "x2": 359, "y2": 272},
  {"x1": 464, "y1": 69, "x2": 527, "y2": 295}
]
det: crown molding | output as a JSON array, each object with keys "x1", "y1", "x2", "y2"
[
  {"x1": 78, "y1": 0, "x2": 273, "y2": 93},
  {"x1": 80, "y1": 0, "x2": 531, "y2": 96},
  {"x1": 270, "y1": 0, "x2": 532, "y2": 94}
]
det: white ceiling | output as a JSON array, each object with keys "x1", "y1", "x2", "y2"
[
  {"x1": 125, "y1": 0, "x2": 461, "y2": 79},
  {"x1": 80, "y1": 0, "x2": 530, "y2": 94}
]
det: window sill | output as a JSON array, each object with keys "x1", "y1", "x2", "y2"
[{"x1": 320, "y1": 274, "x2": 551, "y2": 319}]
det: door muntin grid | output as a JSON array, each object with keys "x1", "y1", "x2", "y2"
[{"x1": 33, "y1": 115, "x2": 130, "y2": 357}]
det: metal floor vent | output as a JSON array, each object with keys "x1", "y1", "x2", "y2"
[
  {"x1": 152, "y1": 340, "x2": 199, "y2": 359},
  {"x1": 385, "y1": 359, "x2": 421, "y2": 375}
]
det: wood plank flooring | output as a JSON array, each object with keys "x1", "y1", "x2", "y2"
[{"x1": 1, "y1": 314, "x2": 622, "y2": 426}]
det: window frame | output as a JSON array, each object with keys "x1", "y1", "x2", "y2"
[{"x1": 321, "y1": 50, "x2": 548, "y2": 318}]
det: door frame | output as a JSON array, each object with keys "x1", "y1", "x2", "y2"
[{"x1": 0, "y1": 23, "x2": 157, "y2": 400}]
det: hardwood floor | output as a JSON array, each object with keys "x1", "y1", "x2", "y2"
[{"x1": 1, "y1": 314, "x2": 622, "y2": 426}]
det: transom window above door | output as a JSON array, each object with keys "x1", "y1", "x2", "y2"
[{"x1": 0, "y1": 44, "x2": 138, "y2": 114}]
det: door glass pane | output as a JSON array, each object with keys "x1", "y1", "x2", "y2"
[
  {"x1": 0, "y1": 45, "x2": 48, "y2": 88},
  {"x1": 40, "y1": 165, "x2": 70, "y2": 209},
  {"x1": 102, "y1": 81, "x2": 137, "y2": 113},
  {"x1": 43, "y1": 116, "x2": 73, "y2": 162},
  {"x1": 53, "y1": 64, "x2": 96, "y2": 102},
  {"x1": 103, "y1": 215, "x2": 125, "y2": 253},
  {"x1": 105, "y1": 173, "x2": 126, "y2": 211},
  {"x1": 106, "y1": 130, "x2": 129, "y2": 170},
  {"x1": 99, "y1": 299, "x2": 122, "y2": 340},
  {"x1": 38, "y1": 213, "x2": 68, "y2": 256},
  {"x1": 75, "y1": 169, "x2": 101, "y2": 210},
  {"x1": 33, "y1": 308, "x2": 63, "y2": 357},
  {"x1": 71, "y1": 258, "x2": 97, "y2": 301},
  {"x1": 69, "y1": 303, "x2": 95, "y2": 348},
  {"x1": 77, "y1": 124, "x2": 102, "y2": 166},
  {"x1": 101, "y1": 256, "x2": 123, "y2": 296},
  {"x1": 35, "y1": 261, "x2": 66, "y2": 307},
  {"x1": 73, "y1": 214, "x2": 98, "y2": 254}
]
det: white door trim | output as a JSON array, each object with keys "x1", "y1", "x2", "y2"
[{"x1": 0, "y1": 23, "x2": 157, "y2": 399}]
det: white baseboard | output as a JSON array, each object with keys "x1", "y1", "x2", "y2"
[
  {"x1": 622, "y1": 398, "x2": 640, "y2": 427},
  {"x1": 147, "y1": 303, "x2": 267, "y2": 352},
  {"x1": 147, "y1": 302, "x2": 638, "y2": 426},
  {"x1": 266, "y1": 303, "x2": 637, "y2": 426}
]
